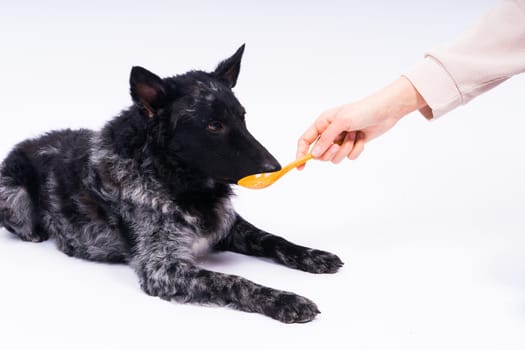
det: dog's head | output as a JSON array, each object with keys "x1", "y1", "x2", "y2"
[{"x1": 128, "y1": 45, "x2": 281, "y2": 184}]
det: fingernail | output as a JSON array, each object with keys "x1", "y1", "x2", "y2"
[{"x1": 312, "y1": 146, "x2": 321, "y2": 157}]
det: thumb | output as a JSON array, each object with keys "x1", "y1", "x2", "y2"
[{"x1": 311, "y1": 121, "x2": 346, "y2": 158}]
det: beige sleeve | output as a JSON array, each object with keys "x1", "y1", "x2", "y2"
[{"x1": 403, "y1": 0, "x2": 525, "y2": 119}]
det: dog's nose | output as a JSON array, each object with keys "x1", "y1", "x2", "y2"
[{"x1": 260, "y1": 160, "x2": 281, "y2": 173}]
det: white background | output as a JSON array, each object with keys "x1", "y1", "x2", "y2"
[{"x1": 1, "y1": 0, "x2": 524, "y2": 349}]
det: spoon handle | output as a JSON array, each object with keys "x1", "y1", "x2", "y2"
[{"x1": 283, "y1": 153, "x2": 314, "y2": 172}]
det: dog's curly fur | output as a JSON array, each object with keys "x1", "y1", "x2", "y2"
[{"x1": 0, "y1": 45, "x2": 343, "y2": 323}]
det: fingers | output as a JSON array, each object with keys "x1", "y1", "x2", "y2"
[
  {"x1": 311, "y1": 119, "x2": 346, "y2": 158},
  {"x1": 319, "y1": 143, "x2": 340, "y2": 161},
  {"x1": 296, "y1": 104, "x2": 367, "y2": 168},
  {"x1": 296, "y1": 125, "x2": 320, "y2": 171},
  {"x1": 332, "y1": 132, "x2": 356, "y2": 164},
  {"x1": 296, "y1": 108, "x2": 339, "y2": 170},
  {"x1": 333, "y1": 131, "x2": 347, "y2": 146},
  {"x1": 296, "y1": 116, "x2": 329, "y2": 158},
  {"x1": 296, "y1": 125, "x2": 319, "y2": 160},
  {"x1": 348, "y1": 131, "x2": 366, "y2": 160}
]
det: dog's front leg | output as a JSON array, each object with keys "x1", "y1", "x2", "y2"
[
  {"x1": 216, "y1": 215, "x2": 343, "y2": 273},
  {"x1": 133, "y1": 256, "x2": 320, "y2": 323}
]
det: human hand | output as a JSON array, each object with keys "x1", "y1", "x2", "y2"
[{"x1": 296, "y1": 77, "x2": 427, "y2": 167}]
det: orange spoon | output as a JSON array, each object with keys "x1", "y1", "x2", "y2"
[
  {"x1": 237, "y1": 133, "x2": 347, "y2": 190},
  {"x1": 237, "y1": 153, "x2": 314, "y2": 189}
]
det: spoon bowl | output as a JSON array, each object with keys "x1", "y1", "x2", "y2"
[
  {"x1": 237, "y1": 153, "x2": 314, "y2": 189},
  {"x1": 238, "y1": 134, "x2": 346, "y2": 189}
]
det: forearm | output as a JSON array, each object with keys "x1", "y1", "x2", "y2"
[{"x1": 366, "y1": 76, "x2": 428, "y2": 125}]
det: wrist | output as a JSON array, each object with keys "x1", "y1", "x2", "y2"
[{"x1": 377, "y1": 76, "x2": 428, "y2": 123}]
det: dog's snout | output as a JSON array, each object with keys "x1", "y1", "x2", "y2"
[
  {"x1": 260, "y1": 160, "x2": 281, "y2": 173},
  {"x1": 232, "y1": 128, "x2": 281, "y2": 180}
]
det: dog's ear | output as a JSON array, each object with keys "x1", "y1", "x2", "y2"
[
  {"x1": 130, "y1": 66, "x2": 166, "y2": 118},
  {"x1": 213, "y1": 44, "x2": 245, "y2": 88}
]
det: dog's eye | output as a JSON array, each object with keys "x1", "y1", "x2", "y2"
[{"x1": 207, "y1": 121, "x2": 224, "y2": 133}]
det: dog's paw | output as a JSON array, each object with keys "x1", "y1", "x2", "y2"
[
  {"x1": 277, "y1": 248, "x2": 344, "y2": 274},
  {"x1": 261, "y1": 291, "x2": 320, "y2": 324}
]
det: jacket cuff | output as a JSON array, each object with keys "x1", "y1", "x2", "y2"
[{"x1": 403, "y1": 56, "x2": 463, "y2": 119}]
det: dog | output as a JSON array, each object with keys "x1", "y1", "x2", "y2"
[{"x1": 0, "y1": 45, "x2": 343, "y2": 323}]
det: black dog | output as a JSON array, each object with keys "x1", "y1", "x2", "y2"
[{"x1": 0, "y1": 45, "x2": 343, "y2": 323}]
